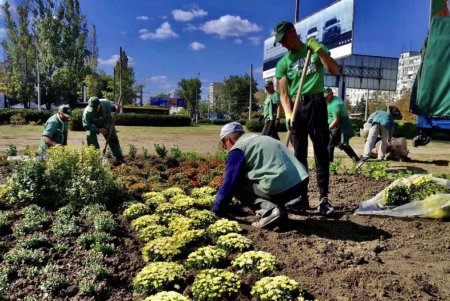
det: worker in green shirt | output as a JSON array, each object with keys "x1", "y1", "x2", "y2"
[
  {"x1": 261, "y1": 80, "x2": 281, "y2": 140},
  {"x1": 325, "y1": 88, "x2": 360, "y2": 162},
  {"x1": 39, "y1": 104, "x2": 72, "y2": 159},
  {"x1": 82, "y1": 96, "x2": 125, "y2": 165},
  {"x1": 273, "y1": 21, "x2": 340, "y2": 215}
]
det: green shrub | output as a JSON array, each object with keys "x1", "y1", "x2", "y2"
[
  {"x1": 186, "y1": 246, "x2": 227, "y2": 269},
  {"x1": 70, "y1": 112, "x2": 191, "y2": 131},
  {"x1": 154, "y1": 144, "x2": 168, "y2": 158},
  {"x1": 54, "y1": 243, "x2": 69, "y2": 253},
  {"x1": 40, "y1": 265, "x2": 69, "y2": 296},
  {"x1": 0, "y1": 211, "x2": 15, "y2": 235},
  {"x1": 251, "y1": 276, "x2": 301, "y2": 301},
  {"x1": 5, "y1": 146, "x2": 123, "y2": 208},
  {"x1": 0, "y1": 109, "x2": 53, "y2": 125},
  {"x1": 245, "y1": 119, "x2": 263, "y2": 132},
  {"x1": 10, "y1": 113, "x2": 27, "y2": 125},
  {"x1": 18, "y1": 233, "x2": 50, "y2": 249},
  {"x1": 6, "y1": 144, "x2": 17, "y2": 156},
  {"x1": 128, "y1": 144, "x2": 137, "y2": 159},
  {"x1": 4, "y1": 247, "x2": 45, "y2": 265},
  {"x1": 52, "y1": 205, "x2": 81, "y2": 237},
  {"x1": 93, "y1": 211, "x2": 117, "y2": 233},
  {"x1": 232, "y1": 251, "x2": 277, "y2": 275},
  {"x1": 13, "y1": 205, "x2": 51, "y2": 237},
  {"x1": 143, "y1": 291, "x2": 190, "y2": 301},
  {"x1": 170, "y1": 146, "x2": 183, "y2": 160},
  {"x1": 191, "y1": 268, "x2": 240, "y2": 301},
  {"x1": 132, "y1": 262, "x2": 187, "y2": 294},
  {"x1": 216, "y1": 233, "x2": 253, "y2": 253},
  {"x1": 394, "y1": 121, "x2": 417, "y2": 139},
  {"x1": 77, "y1": 232, "x2": 116, "y2": 254}
]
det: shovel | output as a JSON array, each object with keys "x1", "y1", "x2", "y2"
[{"x1": 285, "y1": 48, "x2": 312, "y2": 147}]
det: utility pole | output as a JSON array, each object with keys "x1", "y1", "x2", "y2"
[
  {"x1": 119, "y1": 47, "x2": 123, "y2": 113},
  {"x1": 140, "y1": 85, "x2": 144, "y2": 106},
  {"x1": 295, "y1": 0, "x2": 300, "y2": 22},
  {"x1": 365, "y1": 89, "x2": 369, "y2": 120},
  {"x1": 37, "y1": 60, "x2": 41, "y2": 110},
  {"x1": 113, "y1": 68, "x2": 116, "y2": 102},
  {"x1": 195, "y1": 72, "x2": 200, "y2": 123},
  {"x1": 249, "y1": 64, "x2": 253, "y2": 120}
]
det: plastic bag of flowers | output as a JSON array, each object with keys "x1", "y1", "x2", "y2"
[
  {"x1": 191, "y1": 268, "x2": 241, "y2": 301},
  {"x1": 185, "y1": 209, "x2": 217, "y2": 228},
  {"x1": 217, "y1": 233, "x2": 252, "y2": 253},
  {"x1": 186, "y1": 246, "x2": 227, "y2": 269},
  {"x1": 161, "y1": 187, "x2": 185, "y2": 199},
  {"x1": 207, "y1": 219, "x2": 241, "y2": 237},
  {"x1": 382, "y1": 184, "x2": 411, "y2": 206},
  {"x1": 123, "y1": 203, "x2": 151, "y2": 220},
  {"x1": 410, "y1": 175, "x2": 448, "y2": 200},
  {"x1": 232, "y1": 251, "x2": 277, "y2": 275},
  {"x1": 137, "y1": 224, "x2": 171, "y2": 243},
  {"x1": 143, "y1": 192, "x2": 167, "y2": 208},
  {"x1": 251, "y1": 275, "x2": 302, "y2": 301},
  {"x1": 132, "y1": 262, "x2": 186, "y2": 295},
  {"x1": 141, "y1": 236, "x2": 183, "y2": 262},
  {"x1": 131, "y1": 214, "x2": 161, "y2": 231},
  {"x1": 143, "y1": 291, "x2": 191, "y2": 301}
]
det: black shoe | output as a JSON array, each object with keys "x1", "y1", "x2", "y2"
[
  {"x1": 317, "y1": 197, "x2": 335, "y2": 215},
  {"x1": 285, "y1": 196, "x2": 310, "y2": 214},
  {"x1": 251, "y1": 207, "x2": 285, "y2": 229},
  {"x1": 113, "y1": 158, "x2": 126, "y2": 166}
]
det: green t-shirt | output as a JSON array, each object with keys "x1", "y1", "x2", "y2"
[
  {"x1": 275, "y1": 43, "x2": 326, "y2": 98},
  {"x1": 327, "y1": 96, "x2": 348, "y2": 125},
  {"x1": 263, "y1": 91, "x2": 280, "y2": 119},
  {"x1": 39, "y1": 114, "x2": 68, "y2": 154},
  {"x1": 82, "y1": 100, "x2": 116, "y2": 132}
]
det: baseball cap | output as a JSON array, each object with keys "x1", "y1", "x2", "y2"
[
  {"x1": 218, "y1": 121, "x2": 244, "y2": 149},
  {"x1": 273, "y1": 21, "x2": 294, "y2": 46},
  {"x1": 88, "y1": 96, "x2": 100, "y2": 108},
  {"x1": 324, "y1": 88, "x2": 333, "y2": 96},
  {"x1": 58, "y1": 105, "x2": 72, "y2": 118},
  {"x1": 264, "y1": 80, "x2": 274, "y2": 88}
]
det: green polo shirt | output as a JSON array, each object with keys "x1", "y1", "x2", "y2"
[
  {"x1": 39, "y1": 114, "x2": 68, "y2": 154},
  {"x1": 263, "y1": 91, "x2": 280, "y2": 120},
  {"x1": 327, "y1": 96, "x2": 349, "y2": 125},
  {"x1": 275, "y1": 43, "x2": 327, "y2": 98},
  {"x1": 82, "y1": 100, "x2": 116, "y2": 132}
]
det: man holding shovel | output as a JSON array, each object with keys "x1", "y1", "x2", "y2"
[
  {"x1": 274, "y1": 21, "x2": 340, "y2": 215},
  {"x1": 82, "y1": 96, "x2": 125, "y2": 166}
]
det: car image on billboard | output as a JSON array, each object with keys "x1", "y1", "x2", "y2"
[{"x1": 322, "y1": 17, "x2": 341, "y2": 45}]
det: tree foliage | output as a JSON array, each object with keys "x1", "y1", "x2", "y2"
[
  {"x1": 213, "y1": 74, "x2": 257, "y2": 119},
  {"x1": 176, "y1": 78, "x2": 201, "y2": 118}
]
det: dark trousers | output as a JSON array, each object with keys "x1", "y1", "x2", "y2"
[
  {"x1": 262, "y1": 118, "x2": 280, "y2": 140},
  {"x1": 290, "y1": 96, "x2": 329, "y2": 198},
  {"x1": 329, "y1": 127, "x2": 359, "y2": 162}
]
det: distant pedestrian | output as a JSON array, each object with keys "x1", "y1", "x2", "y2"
[
  {"x1": 261, "y1": 80, "x2": 281, "y2": 140},
  {"x1": 273, "y1": 20, "x2": 340, "y2": 215},
  {"x1": 39, "y1": 104, "x2": 72, "y2": 159},
  {"x1": 82, "y1": 96, "x2": 125, "y2": 166},
  {"x1": 357, "y1": 110, "x2": 394, "y2": 168},
  {"x1": 325, "y1": 88, "x2": 360, "y2": 162}
]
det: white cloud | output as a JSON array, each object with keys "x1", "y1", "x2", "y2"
[
  {"x1": 0, "y1": 28, "x2": 7, "y2": 39},
  {"x1": 233, "y1": 38, "x2": 243, "y2": 44},
  {"x1": 139, "y1": 22, "x2": 178, "y2": 40},
  {"x1": 146, "y1": 75, "x2": 176, "y2": 91},
  {"x1": 136, "y1": 16, "x2": 149, "y2": 21},
  {"x1": 200, "y1": 15, "x2": 262, "y2": 38},
  {"x1": 189, "y1": 41, "x2": 205, "y2": 51},
  {"x1": 98, "y1": 54, "x2": 134, "y2": 66},
  {"x1": 248, "y1": 37, "x2": 261, "y2": 45},
  {"x1": 255, "y1": 66, "x2": 263, "y2": 75},
  {"x1": 120, "y1": 30, "x2": 127, "y2": 36},
  {"x1": 147, "y1": 75, "x2": 168, "y2": 83},
  {"x1": 172, "y1": 8, "x2": 207, "y2": 22}
]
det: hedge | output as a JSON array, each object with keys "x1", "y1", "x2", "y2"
[
  {"x1": 69, "y1": 109, "x2": 192, "y2": 131},
  {"x1": 0, "y1": 109, "x2": 53, "y2": 125}
]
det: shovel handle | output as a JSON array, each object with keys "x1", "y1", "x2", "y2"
[{"x1": 285, "y1": 48, "x2": 313, "y2": 147}]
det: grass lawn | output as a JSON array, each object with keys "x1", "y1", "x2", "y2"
[{"x1": 1, "y1": 124, "x2": 449, "y2": 175}]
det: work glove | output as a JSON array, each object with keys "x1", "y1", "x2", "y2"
[
  {"x1": 307, "y1": 38, "x2": 322, "y2": 53},
  {"x1": 285, "y1": 112, "x2": 293, "y2": 131},
  {"x1": 274, "y1": 118, "x2": 280, "y2": 129}
]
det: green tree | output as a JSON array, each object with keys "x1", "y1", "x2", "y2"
[
  {"x1": 112, "y1": 50, "x2": 136, "y2": 104},
  {"x1": 2, "y1": 1, "x2": 36, "y2": 107},
  {"x1": 175, "y1": 78, "x2": 201, "y2": 119},
  {"x1": 217, "y1": 74, "x2": 257, "y2": 119}
]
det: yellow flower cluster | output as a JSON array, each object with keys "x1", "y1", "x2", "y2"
[
  {"x1": 411, "y1": 175, "x2": 434, "y2": 186},
  {"x1": 207, "y1": 219, "x2": 241, "y2": 237},
  {"x1": 143, "y1": 192, "x2": 166, "y2": 208},
  {"x1": 193, "y1": 195, "x2": 216, "y2": 208},
  {"x1": 161, "y1": 187, "x2": 185, "y2": 198},
  {"x1": 170, "y1": 195, "x2": 196, "y2": 211},
  {"x1": 251, "y1": 276, "x2": 301, "y2": 301},
  {"x1": 137, "y1": 224, "x2": 171, "y2": 243},
  {"x1": 168, "y1": 216, "x2": 196, "y2": 233},
  {"x1": 191, "y1": 268, "x2": 241, "y2": 301},
  {"x1": 131, "y1": 214, "x2": 160, "y2": 231},
  {"x1": 143, "y1": 291, "x2": 190, "y2": 301},
  {"x1": 173, "y1": 229, "x2": 205, "y2": 248},
  {"x1": 191, "y1": 186, "x2": 216, "y2": 198},
  {"x1": 186, "y1": 246, "x2": 227, "y2": 269},
  {"x1": 123, "y1": 203, "x2": 151, "y2": 220},
  {"x1": 232, "y1": 251, "x2": 277, "y2": 275},
  {"x1": 185, "y1": 209, "x2": 217, "y2": 228},
  {"x1": 142, "y1": 237, "x2": 183, "y2": 262},
  {"x1": 132, "y1": 261, "x2": 186, "y2": 294},
  {"x1": 217, "y1": 233, "x2": 253, "y2": 253}
]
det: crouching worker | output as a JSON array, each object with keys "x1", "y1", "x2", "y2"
[
  {"x1": 211, "y1": 122, "x2": 309, "y2": 229},
  {"x1": 82, "y1": 96, "x2": 125, "y2": 165},
  {"x1": 39, "y1": 104, "x2": 72, "y2": 160}
]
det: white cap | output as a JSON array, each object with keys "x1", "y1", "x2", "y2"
[{"x1": 218, "y1": 122, "x2": 244, "y2": 149}]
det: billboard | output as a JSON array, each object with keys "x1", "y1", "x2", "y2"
[
  {"x1": 150, "y1": 97, "x2": 186, "y2": 108},
  {"x1": 263, "y1": 0, "x2": 354, "y2": 79}
]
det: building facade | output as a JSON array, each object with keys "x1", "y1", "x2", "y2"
[
  {"x1": 208, "y1": 82, "x2": 223, "y2": 106},
  {"x1": 396, "y1": 51, "x2": 421, "y2": 98}
]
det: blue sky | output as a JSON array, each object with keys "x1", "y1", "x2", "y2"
[{"x1": 1, "y1": 0, "x2": 446, "y2": 100}]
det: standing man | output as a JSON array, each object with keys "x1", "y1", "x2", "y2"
[
  {"x1": 261, "y1": 80, "x2": 281, "y2": 140},
  {"x1": 82, "y1": 96, "x2": 125, "y2": 165},
  {"x1": 211, "y1": 122, "x2": 309, "y2": 229},
  {"x1": 274, "y1": 21, "x2": 340, "y2": 215},
  {"x1": 357, "y1": 110, "x2": 394, "y2": 168},
  {"x1": 39, "y1": 104, "x2": 72, "y2": 159},
  {"x1": 325, "y1": 88, "x2": 360, "y2": 162}
]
